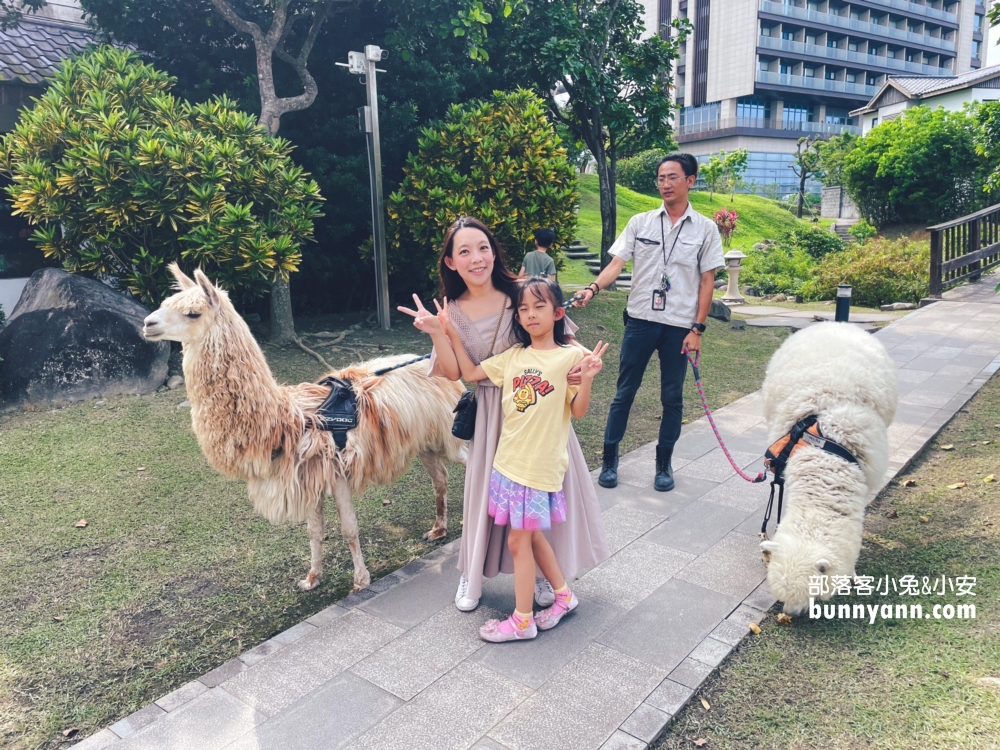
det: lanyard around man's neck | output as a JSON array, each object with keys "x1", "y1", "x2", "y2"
[{"x1": 659, "y1": 210, "x2": 689, "y2": 268}]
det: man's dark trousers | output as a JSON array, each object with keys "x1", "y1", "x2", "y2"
[{"x1": 603, "y1": 316, "x2": 689, "y2": 449}]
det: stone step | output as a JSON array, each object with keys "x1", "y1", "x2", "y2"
[
  {"x1": 588, "y1": 267, "x2": 631, "y2": 281},
  {"x1": 567, "y1": 244, "x2": 589, "y2": 252},
  {"x1": 564, "y1": 251, "x2": 597, "y2": 260}
]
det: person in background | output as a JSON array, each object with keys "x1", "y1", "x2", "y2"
[
  {"x1": 519, "y1": 228, "x2": 558, "y2": 281},
  {"x1": 573, "y1": 153, "x2": 724, "y2": 493}
]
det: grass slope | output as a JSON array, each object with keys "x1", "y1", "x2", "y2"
[
  {"x1": 0, "y1": 298, "x2": 788, "y2": 749},
  {"x1": 655, "y1": 375, "x2": 1000, "y2": 750},
  {"x1": 562, "y1": 174, "x2": 832, "y2": 288}
]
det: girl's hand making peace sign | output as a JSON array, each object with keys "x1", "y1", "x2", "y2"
[{"x1": 579, "y1": 341, "x2": 610, "y2": 380}]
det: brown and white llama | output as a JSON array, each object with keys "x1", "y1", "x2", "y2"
[{"x1": 143, "y1": 264, "x2": 467, "y2": 592}]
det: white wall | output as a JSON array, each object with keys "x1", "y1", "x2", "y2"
[{"x1": 989, "y1": 16, "x2": 1000, "y2": 67}]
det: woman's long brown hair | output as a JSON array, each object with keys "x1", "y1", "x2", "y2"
[{"x1": 437, "y1": 216, "x2": 520, "y2": 302}]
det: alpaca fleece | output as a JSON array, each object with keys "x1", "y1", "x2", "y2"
[
  {"x1": 760, "y1": 322, "x2": 897, "y2": 615},
  {"x1": 144, "y1": 265, "x2": 466, "y2": 592}
]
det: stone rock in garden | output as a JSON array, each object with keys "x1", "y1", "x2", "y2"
[
  {"x1": 744, "y1": 286, "x2": 759, "y2": 297},
  {"x1": 0, "y1": 268, "x2": 169, "y2": 411},
  {"x1": 166, "y1": 375, "x2": 185, "y2": 390},
  {"x1": 714, "y1": 278, "x2": 727, "y2": 289},
  {"x1": 881, "y1": 302, "x2": 916, "y2": 311},
  {"x1": 709, "y1": 299, "x2": 732, "y2": 322}
]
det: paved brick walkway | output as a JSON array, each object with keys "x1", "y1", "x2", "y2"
[{"x1": 74, "y1": 282, "x2": 1000, "y2": 750}]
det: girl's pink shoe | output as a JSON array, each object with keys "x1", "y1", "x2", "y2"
[
  {"x1": 480, "y1": 612, "x2": 538, "y2": 642},
  {"x1": 535, "y1": 590, "x2": 578, "y2": 631}
]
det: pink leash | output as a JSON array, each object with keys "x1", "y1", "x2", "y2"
[{"x1": 685, "y1": 349, "x2": 767, "y2": 484}]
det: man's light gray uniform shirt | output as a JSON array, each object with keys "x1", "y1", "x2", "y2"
[{"x1": 610, "y1": 202, "x2": 725, "y2": 329}]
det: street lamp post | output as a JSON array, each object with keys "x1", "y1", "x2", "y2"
[{"x1": 338, "y1": 46, "x2": 391, "y2": 330}]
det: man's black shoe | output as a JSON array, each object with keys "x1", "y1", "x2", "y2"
[
  {"x1": 654, "y1": 445, "x2": 675, "y2": 492},
  {"x1": 598, "y1": 443, "x2": 619, "y2": 488}
]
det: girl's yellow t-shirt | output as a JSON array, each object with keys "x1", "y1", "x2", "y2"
[{"x1": 480, "y1": 344, "x2": 584, "y2": 492}]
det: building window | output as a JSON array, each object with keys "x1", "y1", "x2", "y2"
[
  {"x1": 761, "y1": 25, "x2": 772, "y2": 36},
  {"x1": 846, "y1": 72, "x2": 856, "y2": 83},
  {"x1": 759, "y1": 59, "x2": 770, "y2": 71},
  {"x1": 782, "y1": 30, "x2": 795, "y2": 40},
  {"x1": 825, "y1": 107, "x2": 850, "y2": 124},
  {"x1": 807, "y1": 1, "x2": 818, "y2": 10},
  {"x1": 737, "y1": 97, "x2": 771, "y2": 122},
  {"x1": 867, "y1": 75, "x2": 877, "y2": 85},
  {"x1": 827, "y1": 38, "x2": 838, "y2": 47},
  {"x1": 825, "y1": 70, "x2": 837, "y2": 79},
  {"x1": 781, "y1": 63, "x2": 792, "y2": 74},
  {"x1": 850, "y1": 10, "x2": 860, "y2": 20},
  {"x1": 784, "y1": 102, "x2": 814, "y2": 124},
  {"x1": 806, "y1": 34, "x2": 817, "y2": 45},
  {"x1": 886, "y1": 49, "x2": 895, "y2": 59},
  {"x1": 973, "y1": 40, "x2": 982, "y2": 59},
  {"x1": 871, "y1": 117, "x2": 878, "y2": 127},
  {"x1": 679, "y1": 102, "x2": 721, "y2": 127},
  {"x1": 848, "y1": 41, "x2": 858, "y2": 52},
  {"x1": 974, "y1": 14, "x2": 983, "y2": 32},
  {"x1": 804, "y1": 66, "x2": 815, "y2": 77}
]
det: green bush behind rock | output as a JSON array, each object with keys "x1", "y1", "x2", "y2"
[{"x1": 803, "y1": 237, "x2": 929, "y2": 307}]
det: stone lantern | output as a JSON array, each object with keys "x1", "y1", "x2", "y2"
[{"x1": 722, "y1": 250, "x2": 747, "y2": 305}]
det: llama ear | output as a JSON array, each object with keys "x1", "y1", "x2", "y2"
[
  {"x1": 760, "y1": 540, "x2": 779, "y2": 553},
  {"x1": 816, "y1": 558, "x2": 831, "y2": 574},
  {"x1": 193, "y1": 268, "x2": 220, "y2": 307},
  {"x1": 169, "y1": 263, "x2": 196, "y2": 291}
]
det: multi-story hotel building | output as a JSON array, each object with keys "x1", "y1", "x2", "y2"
[{"x1": 642, "y1": 0, "x2": 992, "y2": 191}]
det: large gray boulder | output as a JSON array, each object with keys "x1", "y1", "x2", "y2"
[{"x1": 0, "y1": 269, "x2": 169, "y2": 411}]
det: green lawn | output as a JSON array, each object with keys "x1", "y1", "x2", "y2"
[
  {"x1": 0, "y1": 297, "x2": 787, "y2": 749},
  {"x1": 654, "y1": 375, "x2": 1000, "y2": 750},
  {"x1": 562, "y1": 174, "x2": 833, "y2": 288}
]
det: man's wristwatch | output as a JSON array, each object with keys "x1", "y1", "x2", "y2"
[{"x1": 691, "y1": 322, "x2": 707, "y2": 334}]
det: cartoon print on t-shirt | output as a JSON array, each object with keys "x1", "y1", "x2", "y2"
[{"x1": 511, "y1": 369, "x2": 555, "y2": 413}]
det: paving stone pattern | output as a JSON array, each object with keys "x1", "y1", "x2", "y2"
[{"x1": 73, "y1": 283, "x2": 1000, "y2": 750}]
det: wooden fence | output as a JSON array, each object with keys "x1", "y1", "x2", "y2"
[{"x1": 928, "y1": 203, "x2": 1000, "y2": 297}]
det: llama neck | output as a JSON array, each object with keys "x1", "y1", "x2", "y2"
[{"x1": 182, "y1": 313, "x2": 288, "y2": 475}]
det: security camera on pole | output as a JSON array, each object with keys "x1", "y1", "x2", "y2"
[{"x1": 338, "y1": 46, "x2": 391, "y2": 330}]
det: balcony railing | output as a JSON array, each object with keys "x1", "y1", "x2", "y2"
[
  {"x1": 760, "y1": 1, "x2": 956, "y2": 52},
  {"x1": 677, "y1": 116, "x2": 862, "y2": 136},
  {"x1": 756, "y1": 69, "x2": 878, "y2": 97},
  {"x1": 865, "y1": 0, "x2": 957, "y2": 24},
  {"x1": 676, "y1": 85, "x2": 685, "y2": 100},
  {"x1": 757, "y1": 35, "x2": 951, "y2": 75}
]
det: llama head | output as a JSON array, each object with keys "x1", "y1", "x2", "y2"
[
  {"x1": 761, "y1": 535, "x2": 849, "y2": 616},
  {"x1": 143, "y1": 264, "x2": 231, "y2": 344}
]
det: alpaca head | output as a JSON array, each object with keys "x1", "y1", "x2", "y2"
[
  {"x1": 143, "y1": 264, "x2": 231, "y2": 345},
  {"x1": 761, "y1": 534, "x2": 849, "y2": 616}
]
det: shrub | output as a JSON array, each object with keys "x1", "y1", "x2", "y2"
[
  {"x1": 741, "y1": 245, "x2": 815, "y2": 296},
  {"x1": 616, "y1": 149, "x2": 670, "y2": 195},
  {"x1": 785, "y1": 225, "x2": 844, "y2": 260},
  {"x1": 849, "y1": 220, "x2": 877, "y2": 245},
  {"x1": 0, "y1": 47, "x2": 323, "y2": 307},
  {"x1": 802, "y1": 237, "x2": 929, "y2": 307},
  {"x1": 387, "y1": 89, "x2": 578, "y2": 281},
  {"x1": 842, "y1": 106, "x2": 985, "y2": 226}
]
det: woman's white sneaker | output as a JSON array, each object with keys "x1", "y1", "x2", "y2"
[
  {"x1": 534, "y1": 577, "x2": 555, "y2": 607},
  {"x1": 455, "y1": 574, "x2": 480, "y2": 611}
]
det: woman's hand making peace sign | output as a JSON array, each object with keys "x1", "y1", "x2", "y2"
[{"x1": 397, "y1": 294, "x2": 449, "y2": 337}]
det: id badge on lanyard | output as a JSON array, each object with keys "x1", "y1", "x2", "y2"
[{"x1": 654, "y1": 213, "x2": 684, "y2": 312}]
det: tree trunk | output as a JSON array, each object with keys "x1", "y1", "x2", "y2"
[
  {"x1": 797, "y1": 171, "x2": 806, "y2": 219},
  {"x1": 594, "y1": 144, "x2": 618, "y2": 291}
]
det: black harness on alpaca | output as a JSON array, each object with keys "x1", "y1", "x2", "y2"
[
  {"x1": 314, "y1": 377, "x2": 358, "y2": 449},
  {"x1": 312, "y1": 354, "x2": 431, "y2": 449},
  {"x1": 761, "y1": 415, "x2": 861, "y2": 536}
]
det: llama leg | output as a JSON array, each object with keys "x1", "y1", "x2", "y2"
[
  {"x1": 297, "y1": 498, "x2": 326, "y2": 592},
  {"x1": 418, "y1": 450, "x2": 449, "y2": 541},
  {"x1": 333, "y1": 477, "x2": 370, "y2": 592}
]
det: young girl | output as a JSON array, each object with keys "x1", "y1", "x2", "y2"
[{"x1": 438, "y1": 277, "x2": 609, "y2": 642}]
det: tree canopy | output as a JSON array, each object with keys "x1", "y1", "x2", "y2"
[{"x1": 0, "y1": 46, "x2": 323, "y2": 306}]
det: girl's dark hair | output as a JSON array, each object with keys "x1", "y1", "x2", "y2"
[
  {"x1": 511, "y1": 276, "x2": 568, "y2": 348},
  {"x1": 438, "y1": 216, "x2": 520, "y2": 302}
]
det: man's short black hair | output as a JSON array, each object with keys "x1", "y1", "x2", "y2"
[
  {"x1": 533, "y1": 228, "x2": 556, "y2": 248},
  {"x1": 656, "y1": 152, "x2": 699, "y2": 179}
]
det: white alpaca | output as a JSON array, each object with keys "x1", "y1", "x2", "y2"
[
  {"x1": 143, "y1": 265, "x2": 467, "y2": 592},
  {"x1": 759, "y1": 322, "x2": 897, "y2": 615}
]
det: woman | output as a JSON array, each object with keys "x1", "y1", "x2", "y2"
[{"x1": 399, "y1": 216, "x2": 609, "y2": 611}]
